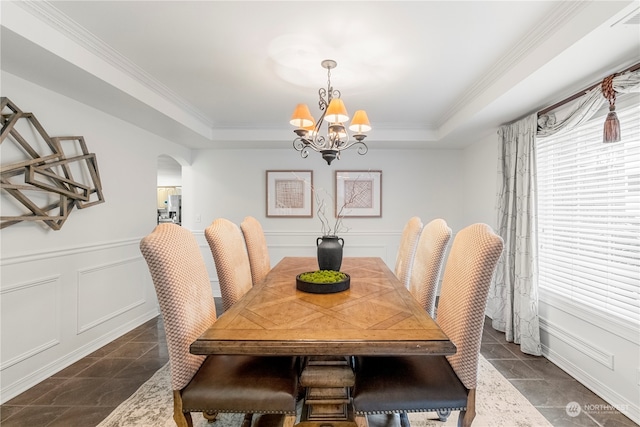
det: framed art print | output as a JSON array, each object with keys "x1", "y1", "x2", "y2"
[
  {"x1": 266, "y1": 170, "x2": 313, "y2": 217},
  {"x1": 335, "y1": 170, "x2": 382, "y2": 217}
]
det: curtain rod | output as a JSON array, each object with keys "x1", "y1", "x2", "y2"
[{"x1": 537, "y1": 61, "x2": 640, "y2": 116}]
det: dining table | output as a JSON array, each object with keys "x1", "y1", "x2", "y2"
[{"x1": 190, "y1": 256, "x2": 456, "y2": 427}]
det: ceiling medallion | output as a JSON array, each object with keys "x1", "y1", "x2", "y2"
[{"x1": 290, "y1": 60, "x2": 371, "y2": 165}]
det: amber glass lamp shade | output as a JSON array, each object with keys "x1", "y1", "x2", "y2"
[
  {"x1": 349, "y1": 110, "x2": 371, "y2": 133},
  {"x1": 325, "y1": 99, "x2": 349, "y2": 123},
  {"x1": 290, "y1": 104, "x2": 314, "y2": 128}
]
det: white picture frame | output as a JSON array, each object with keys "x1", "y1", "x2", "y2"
[
  {"x1": 266, "y1": 170, "x2": 313, "y2": 217},
  {"x1": 335, "y1": 170, "x2": 382, "y2": 217}
]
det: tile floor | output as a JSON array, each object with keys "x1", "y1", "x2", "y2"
[{"x1": 1, "y1": 300, "x2": 636, "y2": 427}]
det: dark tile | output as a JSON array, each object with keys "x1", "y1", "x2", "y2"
[
  {"x1": 0, "y1": 405, "x2": 71, "y2": 427},
  {"x1": 523, "y1": 358, "x2": 574, "y2": 381},
  {"x1": 503, "y1": 341, "x2": 540, "y2": 360},
  {"x1": 0, "y1": 405, "x2": 25, "y2": 423},
  {"x1": 482, "y1": 320, "x2": 506, "y2": 341},
  {"x1": 32, "y1": 377, "x2": 141, "y2": 407},
  {"x1": 103, "y1": 341, "x2": 157, "y2": 358},
  {"x1": 47, "y1": 405, "x2": 116, "y2": 427},
  {"x1": 76, "y1": 357, "x2": 133, "y2": 378},
  {"x1": 488, "y1": 358, "x2": 541, "y2": 380},
  {"x1": 115, "y1": 356, "x2": 167, "y2": 383},
  {"x1": 537, "y1": 407, "x2": 600, "y2": 426},
  {"x1": 510, "y1": 378, "x2": 611, "y2": 408},
  {"x1": 580, "y1": 403, "x2": 638, "y2": 427},
  {"x1": 129, "y1": 326, "x2": 165, "y2": 343},
  {"x1": 480, "y1": 329, "x2": 500, "y2": 344},
  {"x1": 52, "y1": 357, "x2": 100, "y2": 378},
  {"x1": 4, "y1": 377, "x2": 68, "y2": 405},
  {"x1": 480, "y1": 342, "x2": 519, "y2": 360},
  {"x1": 140, "y1": 342, "x2": 169, "y2": 360}
]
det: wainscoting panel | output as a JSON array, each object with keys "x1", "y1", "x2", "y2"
[
  {"x1": 77, "y1": 257, "x2": 147, "y2": 334},
  {"x1": 0, "y1": 239, "x2": 159, "y2": 404},
  {"x1": 0, "y1": 275, "x2": 61, "y2": 371}
]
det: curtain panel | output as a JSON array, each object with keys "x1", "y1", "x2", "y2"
[
  {"x1": 488, "y1": 113, "x2": 542, "y2": 356},
  {"x1": 489, "y1": 68, "x2": 640, "y2": 356}
]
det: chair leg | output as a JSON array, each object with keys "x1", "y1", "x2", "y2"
[
  {"x1": 241, "y1": 413, "x2": 253, "y2": 427},
  {"x1": 172, "y1": 390, "x2": 193, "y2": 427},
  {"x1": 203, "y1": 411, "x2": 218, "y2": 423},
  {"x1": 355, "y1": 414, "x2": 369, "y2": 427},
  {"x1": 282, "y1": 414, "x2": 296, "y2": 427},
  {"x1": 436, "y1": 408, "x2": 451, "y2": 421},
  {"x1": 457, "y1": 388, "x2": 476, "y2": 427},
  {"x1": 399, "y1": 412, "x2": 411, "y2": 427}
]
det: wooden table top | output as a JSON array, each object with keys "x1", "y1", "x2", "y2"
[{"x1": 190, "y1": 257, "x2": 456, "y2": 356}]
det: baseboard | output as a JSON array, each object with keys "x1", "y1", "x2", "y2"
[
  {"x1": 0, "y1": 309, "x2": 159, "y2": 404},
  {"x1": 542, "y1": 344, "x2": 640, "y2": 425}
]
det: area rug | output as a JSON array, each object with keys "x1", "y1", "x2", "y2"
[{"x1": 97, "y1": 355, "x2": 552, "y2": 427}]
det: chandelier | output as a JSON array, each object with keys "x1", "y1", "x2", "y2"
[{"x1": 290, "y1": 60, "x2": 371, "y2": 165}]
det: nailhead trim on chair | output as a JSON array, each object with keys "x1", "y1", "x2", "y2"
[
  {"x1": 184, "y1": 408, "x2": 296, "y2": 414},
  {"x1": 354, "y1": 406, "x2": 466, "y2": 415}
]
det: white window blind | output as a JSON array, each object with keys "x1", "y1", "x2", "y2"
[{"x1": 537, "y1": 102, "x2": 640, "y2": 325}]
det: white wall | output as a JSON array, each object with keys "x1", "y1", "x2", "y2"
[
  {"x1": 184, "y1": 146, "x2": 467, "y2": 294},
  {"x1": 0, "y1": 72, "x2": 191, "y2": 403},
  {"x1": 460, "y1": 131, "x2": 640, "y2": 424}
]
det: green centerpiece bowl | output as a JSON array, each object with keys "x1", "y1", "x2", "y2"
[{"x1": 296, "y1": 270, "x2": 350, "y2": 294}]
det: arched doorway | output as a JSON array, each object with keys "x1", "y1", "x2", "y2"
[{"x1": 157, "y1": 155, "x2": 182, "y2": 225}]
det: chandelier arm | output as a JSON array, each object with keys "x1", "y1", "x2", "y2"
[
  {"x1": 293, "y1": 136, "x2": 324, "y2": 153},
  {"x1": 339, "y1": 140, "x2": 369, "y2": 155}
]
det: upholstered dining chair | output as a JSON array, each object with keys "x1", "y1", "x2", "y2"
[
  {"x1": 352, "y1": 223, "x2": 504, "y2": 427},
  {"x1": 140, "y1": 223, "x2": 299, "y2": 427},
  {"x1": 407, "y1": 218, "x2": 452, "y2": 317},
  {"x1": 394, "y1": 217, "x2": 424, "y2": 287},
  {"x1": 205, "y1": 218, "x2": 253, "y2": 312},
  {"x1": 240, "y1": 216, "x2": 271, "y2": 286}
]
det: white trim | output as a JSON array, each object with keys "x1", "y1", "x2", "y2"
[
  {"x1": 541, "y1": 288, "x2": 639, "y2": 345},
  {"x1": 0, "y1": 238, "x2": 142, "y2": 266},
  {"x1": 76, "y1": 257, "x2": 147, "y2": 333},
  {"x1": 0, "y1": 275, "x2": 62, "y2": 371},
  {"x1": 539, "y1": 317, "x2": 614, "y2": 370},
  {"x1": 542, "y1": 343, "x2": 640, "y2": 424}
]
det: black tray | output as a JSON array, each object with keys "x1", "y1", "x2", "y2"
[{"x1": 296, "y1": 272, "x2": 350, "y2": 294}]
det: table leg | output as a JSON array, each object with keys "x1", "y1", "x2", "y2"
[{"x1": 299, "y1": 356, "x2": 356, "y2": 424}]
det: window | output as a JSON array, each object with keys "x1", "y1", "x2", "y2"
[{"x1": 537, "y1": 101, "x2": 640, "y2": 325}]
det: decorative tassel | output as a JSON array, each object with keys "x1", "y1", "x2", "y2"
[
  {"x1": 601, "y1": 75, "x2": 621, "y2": 143},
  {"x1": 603, "y1": 106, "x2": 621, "y2": 143}
]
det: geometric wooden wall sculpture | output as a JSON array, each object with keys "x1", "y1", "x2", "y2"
[{"x1": 1, "y1": 97, "x2": 105, "y2": 230}]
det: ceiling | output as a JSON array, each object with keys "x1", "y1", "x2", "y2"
[{"x1": 2, "y1": 1, "x2": 639, "y2": 150}]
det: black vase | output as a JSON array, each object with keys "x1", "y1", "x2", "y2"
[{"x1": 316, "y1": 235, "x2": 344, "y2": 271}]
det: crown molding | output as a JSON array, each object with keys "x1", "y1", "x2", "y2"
[
  {"x1": 14, "y1": 0, "x2": 214, "y2": 130},
  {"x1": 437, "y1": 1, "x2": 590, "y2": 127}
]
